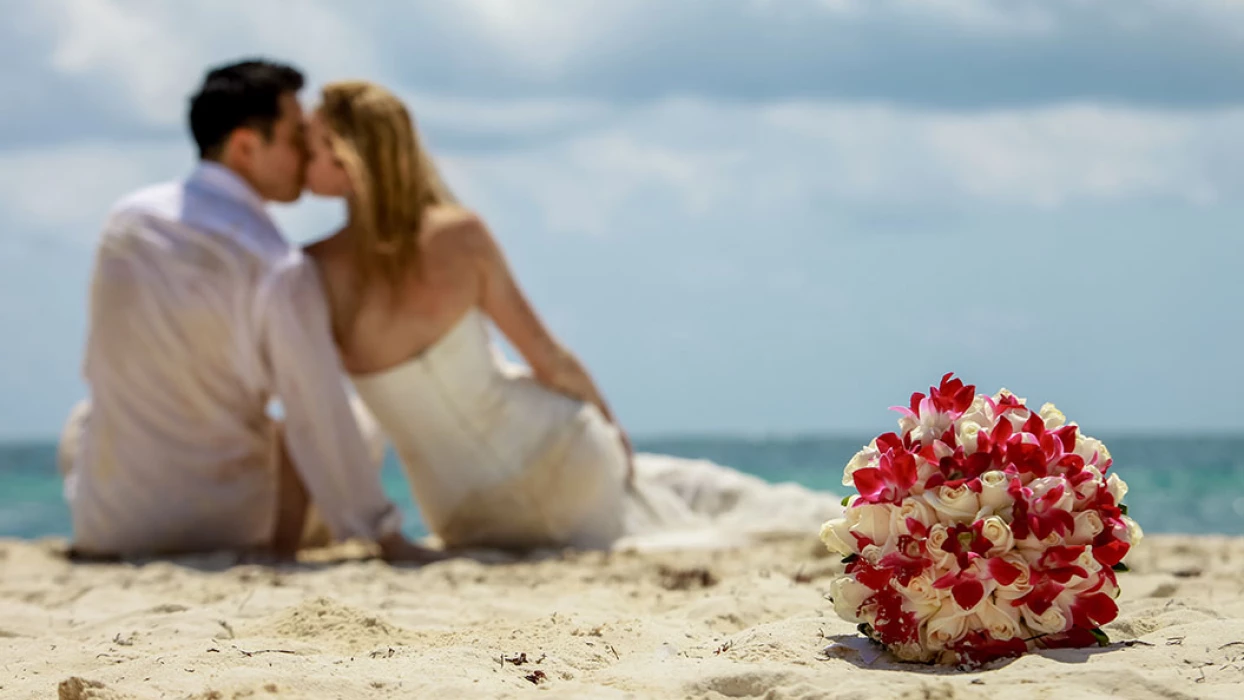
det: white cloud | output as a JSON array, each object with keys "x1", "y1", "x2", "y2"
[
  {"x1": 763, "y1": 102, "x2": 1232, "y2": 208},
  {"x1": 401, "y1": 93, "x2": 612, "y2": 139},
  {"x1": 5, "y1": 98, "x2": 1244, "y2": 247},
  {"x1": 449, "y1": 0, "x2": 634, "y2": 78},
  {"x1": 418, "y1": 99, "x2": 1244, "y2": 239},
  {"x1": 21, "y1": 0, "x2": 378, "y2": 127},
  {"x1": 9, "y1": 0, "x2": 1244, "y2": 135},
  {"x1": 44, "y1": 0, "x2": 200, "y2": 125},
  {"x1": 0, "y1": 140, "x2": 189, "y2": 235}
]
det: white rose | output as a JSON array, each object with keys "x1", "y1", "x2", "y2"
[
  {"x1": 1123, "y1": 515, "x2": 1144, "y2": 546},
  {"x1": 1067, "y1": 510, "x2": 1104, "y2": 546},
  {"x1": 1106, "y1": 473, "x2": 1129, "y2": 505},
  {"x1": 1074, "y1": 546, "x2": 1103, "y2": 578},
  {"x1": 1072, "y1": 466, "x2": 1104, "y2": 505},
  {"x1": 1074, "y1": 433, "x2": 1111, "y2": 467},
  {"x1": 1023, "y1": 603, "x2": 1071, "y2": 636},
  {"x1": 1029, "y1": 477, "x2": 1075, "y2": 513},
  {"x1": 926, "y1": 524, "x2": 955, "y2": 569},
  {"x1": 860, "y1": 543, "x2": 885, "y2": 565},
  {"x1": 1015, "y1": 530, "x2": 1062, "y2": 554},
  {"x1": 898, "y1": 572, "x2": 947, "y2": 621},
  {"x1": 959, "y1": 422, "x2": 983, "y2": 454},
  {"x1": 977, "y1": 516, "x2": 1015, "y2": 556},
  {"x1": 912, "y1": 457, "x2": 939, "y2": 495},
  {"x1": 1006, "y1": 408, "x2": 1033, "y2": 431},
  {"x1": 895, "y1": 498, "x2": 938, "y2": 536},
  {"x1": 958, "y1": 395, "x2": 994, "y2": 429},
  {"x1": 992, "y1": 552, "x2": 1034, "y2": 602},
  {"x1": 976, "y1": 596, "x2": 1023, "y2": 641},
  {"x1": 924, "y1": 484, "x2": 982, "y2": 524},
  {"x1": 842, "y1": 440, "x2": 880, "y2": 486},
  {"x1": 978, "y1": 471, "x2": 1015, "y2": 515},
  {"x1": 830, "y1": 576, "x2": 875, "y2": 623},
  {"x1": 910, "y1": 411, "x2": 954, "y2": 446},
  {"x1": 820, "y1": 518, "x2": 853, "y2": 556},
  {"x1": 925, "y1": 605, "x2": 976, "y2": 651},
  {"x1": 1039, "y1": 403, "x2": 1066, "y2": 429},
  {"x1": 1091, "y1": 570, "x2": 1120, "y2": 600},
  {"x1": 849, "y1": 503, "x2": 897, "y2": 548}
]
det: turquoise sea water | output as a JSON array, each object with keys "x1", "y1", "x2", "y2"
[{"x1": 2, "y1": 434, "x2": 1242, "y2": 540}]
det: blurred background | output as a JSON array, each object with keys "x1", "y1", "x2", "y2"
[{"x1": 1, "y1": 0, "x2": 1241, "y2": 538}]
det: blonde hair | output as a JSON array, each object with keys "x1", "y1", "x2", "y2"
[{"x1": 318, "y1": 80, "x2": 455, "y2": 289}]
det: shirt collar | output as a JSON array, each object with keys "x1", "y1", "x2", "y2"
[
  {"x1": 186, "y1": 161, "x2": 270, "y2": 220},
  {"x1": 184, "y1": 161, "x2": 288, "y2": 257}
]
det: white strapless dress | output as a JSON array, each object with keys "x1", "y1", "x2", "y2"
[{"x1": 351, "y1": 309, "x2": 843, "y2": 551}]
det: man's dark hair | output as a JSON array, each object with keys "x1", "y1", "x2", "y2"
[{"x1": 188, "y1": 59, "x2": 305, "y2": 160}]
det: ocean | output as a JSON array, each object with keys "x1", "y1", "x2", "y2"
[{"x1": 2, "y1": 434, "x2": 1242, "y2": 541}]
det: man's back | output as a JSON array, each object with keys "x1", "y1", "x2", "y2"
[
  {"x1": 69, "y1": 165, "x2": 294, "y2": 554},
  {"x1": 65, "y1": 163, "x2": 401, "y2": 557}
]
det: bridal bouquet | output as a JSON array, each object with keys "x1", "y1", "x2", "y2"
[{"x1": 820, "y1": 374, "x2": 1142, "y2": 667}]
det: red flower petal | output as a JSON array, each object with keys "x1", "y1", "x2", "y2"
[
  {"x1": 852, "y1": 468, "x2": 886, "y2": 500},
  {"x1": 876, "y1": 432, "x2": 902, "y2": 454},
  {"x1": 1023, "y1": 412, "x2": 1045, "y2": 436},
  {"x1": 988, "y1": 557, "x2": 1023, "y2": 587},
  {"x1": 890, "y1": 452, "x2": 919, "y2": 490},
  {"x1": 1039, "y1": 626, "x2": 1097, "y2": 650},
  {"x1": 1072, "y1": 592, "x2": 1119, "y2": 628},
  {"x1": 1092, "y1": 538, "x2": 1130, "y2": 568},
  {"x1": 952, "y1": 579, "x2": 986, "y2": 610}
]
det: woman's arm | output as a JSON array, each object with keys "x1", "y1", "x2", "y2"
[{"x1": 459, "y1": 212, "x2": 635, "y2": 474}]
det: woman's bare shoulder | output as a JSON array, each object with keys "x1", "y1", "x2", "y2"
[
  {"x1": 420, "y1": 205, "x2": 494, "y2": 258},
  {"x1": 303, "y1": 233, "x2": 355, "y2": 286}
]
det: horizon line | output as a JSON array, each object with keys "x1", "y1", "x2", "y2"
[{"x1": 1, "y1": 427, "x2": 1243, "y2": 448}]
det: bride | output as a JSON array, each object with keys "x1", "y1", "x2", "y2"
[{"x1": 302, "y1": 80, "x2": 837, "y2": 553}]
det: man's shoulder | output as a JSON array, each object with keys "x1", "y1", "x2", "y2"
[
  {"x1": 108, "y1": 180, "x2": 184, "y2": 222},
  {"x1": 256, "y1": 247, "x2": 318, "y2": 297}
]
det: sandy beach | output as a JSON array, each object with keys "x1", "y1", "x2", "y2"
[{"x1": 1, "y1": 528, "x2": 1241, "y2": 700}]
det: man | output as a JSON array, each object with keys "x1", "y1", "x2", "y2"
[{"x1": 59, "y1": 59, "x2": 435, "y2": 562}]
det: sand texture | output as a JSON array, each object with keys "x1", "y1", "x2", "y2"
[{"x1": 1, "y1": 531, "x2": 1242, "y2": 699}]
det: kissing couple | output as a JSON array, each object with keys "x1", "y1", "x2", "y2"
[{"x1": 58, "y1": 58, "x2": 840, "y2": 562}]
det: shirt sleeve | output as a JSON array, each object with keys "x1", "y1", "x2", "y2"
[{"x1": 257, "y1": 252, "x2": 402, "y2": 542}]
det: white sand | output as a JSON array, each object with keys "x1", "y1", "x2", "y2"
[
  {"x1": 2, "y1": 455, "x2": 1241, "y2": 699},
  {"x1": 2, "y1": 533, "x2": 1241, "y2": 699}
]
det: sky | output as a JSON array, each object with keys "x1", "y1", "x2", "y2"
[{"x1": 1, "y1": 0, "x2": 1242, "y2": 440}]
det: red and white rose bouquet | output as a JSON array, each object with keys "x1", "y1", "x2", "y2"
[{"x1": 821, "y1": 374, "x2": 1142, "y2": 666}]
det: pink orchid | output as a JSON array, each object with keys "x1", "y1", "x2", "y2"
[
  {"x1": 869, "y1": 587, "x2": 921, "y2": 646},
  {"x1": 1014, "y1": 574, "x2": 1065, "y2": 616},
  {"x1": 891, "y1": 373, "x2": 977, "y2": 421},
  {"x1": 933, "y1": 568, "x2": 987, "y2": 610},
  {"x1": 1009, "y1": 479, "x2": 1075, "y2": 541},
  {"x1": 878, "y1": 535, "x2": 931, "y2": 586},
  {"x1": 1035, "y1": 545, "x2": 1091, "y2": 584},
  {"x1": 1068, "y1": 577, "x2": 1118, "y2": 629},
  {"x1": 852, "y1": 448, "x2": 919, "y2": 504}
]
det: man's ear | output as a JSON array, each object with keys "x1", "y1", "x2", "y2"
[{"x1": 221, "y1": 127, "x2": 261, "y2": 171}]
